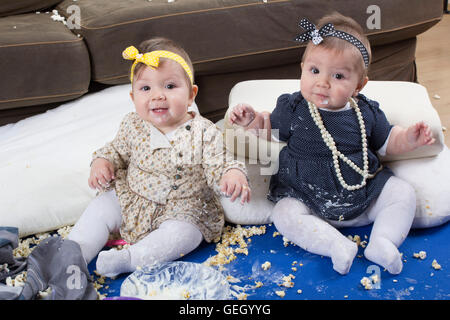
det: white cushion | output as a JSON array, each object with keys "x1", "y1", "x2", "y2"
[
  {"x1": 217, "y1": 119, "x2": 274, "y2": 225},
  {"x1": 219, "y1": 80, "x2": 449, "y2": 228},
  {"x1": 0, "y1": 84, "x2": 199, "y2": 237},
  {"x1": 388, "y1": 146, "x2": 450, "y2": 228},
  {"x1": 224, "y1": 80, "x2": 445, "y2": 163}
]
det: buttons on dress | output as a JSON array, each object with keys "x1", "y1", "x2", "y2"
[
  {"x1": 185, "y1": 125, "x2": 191, "y2": 131},
  {"x1": 171, "y1": 185, "x2": 178, "y2": 190}
]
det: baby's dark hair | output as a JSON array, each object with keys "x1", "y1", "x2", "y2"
[
  {"x1": 133, "y1": 37, "x2": 194, "y2": 88},
  {"x1": 302, "y1": 12, "x2": 371, "y2": 79}
]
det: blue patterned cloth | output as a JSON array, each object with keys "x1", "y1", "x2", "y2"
[{"x1": 268, "y1": 91, "x2": 394, "y2": 220}]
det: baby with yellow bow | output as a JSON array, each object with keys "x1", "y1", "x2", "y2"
[{"x1": 67, "y1": 37, "x2": 249, "y2": 277}]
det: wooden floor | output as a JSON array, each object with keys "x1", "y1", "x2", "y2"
[{"x1": 416, "y1": 12, "x2": 450, "y2": 147}]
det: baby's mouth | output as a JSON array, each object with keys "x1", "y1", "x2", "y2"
[
  {"x1": 314, "y1": 93, "x2": 329, "y2": 105},
  {"x1": 151, "y1": 106, "x2": 168, "y2": 113}
]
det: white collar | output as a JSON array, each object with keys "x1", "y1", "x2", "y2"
[
  {"x1": 318, "y1": 101, "x2": 351, "y2": 112},
  {"x1": 146, "y1": 112, "x2": 197, "y2": 151},
  {"x1": 148, "y1": 123, "x2": 172, "y2": 151}
]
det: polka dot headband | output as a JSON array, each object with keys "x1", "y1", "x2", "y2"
[
  {"x1": 122, "y1": 46, "x2": 194, "y2": 84},
  {"x1": 295, "y1": 18, "x2": 370, "y2": 68}
]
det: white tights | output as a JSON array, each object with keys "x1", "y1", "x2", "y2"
[
  {"x1": 272, "y1": 176, "x2": 416, "y2": 275},
  {"x1": 68, "y1": 190, "x2": 203, "y2": 277}
]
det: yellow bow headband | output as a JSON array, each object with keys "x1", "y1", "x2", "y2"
[{"x1": 122, "y1": 46, "x2": 194, "y2": 84}]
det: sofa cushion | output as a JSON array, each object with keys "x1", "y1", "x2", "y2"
[
  {"x1": 0, "y1": 12, "x2": 90, "y2": 111},
  {"x1": 56, "y1": 0, "x2": 442, "y2": 85},
  {"x1": 0, "y1": 0, "x2": 62, "y2": 17}
]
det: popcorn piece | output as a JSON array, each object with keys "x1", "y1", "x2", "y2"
[
  {"x1": 297, "y1": 289, "x2": 303, "y2": 294},
  {"x1": 360, "y1": 277, "x2": 373, "y2": 290},
  {"x1": 432, "y1": 259, "x2": 441, "y2": 270},
  {"x1": 413, "y1": 251, "x2": 427, "y2": 260},
  {"x1": 254, "y1": 281, "x2": 263, "y2": 288},
  {"x1": 280, "y1": 274, "x2": 295, "y2": 288},
  {"x1": 182, "y1": 290, "x2": 190, "y2": 300},
  {"x1": 261, "y1": 261, "x2": 271, "y2": 271},
  {"x1": 275, "y1": 290, "x2": 285, "y2": 298}
]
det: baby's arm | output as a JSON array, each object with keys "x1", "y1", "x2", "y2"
[
  {"x1": 386, "y1": 122, "x2": 435, "y2": 155},
  {"x1": 229, "y1": 103, "x2": 272, "y2": 140},
  {"x1": 220, "y1": 168, "x2": 251, "y2": 204},
  {"x1": 202, "y1": 124, "x2": 249, "y2": 203},
  {"x1": 89, "y1": 114, "x2": 132, "y2": 190},
  {"x1": 88, "y1": 158, "x2": 115, "y2": 190}
]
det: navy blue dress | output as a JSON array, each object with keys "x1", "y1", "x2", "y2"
[{"x1": 268, "y1": 91, "x2": 394, "y2": 220}]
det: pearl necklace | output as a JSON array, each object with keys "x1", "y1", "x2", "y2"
[{"x1": 307, "y1": 98, "x2": 382, "y2": 191}]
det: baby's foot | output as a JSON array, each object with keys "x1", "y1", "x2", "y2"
[
  {"x1": 330, "y1": 239, "x2": 358, "y2": 275},
  {"x1": 96, "y1": 248, "x2": 132, "y2": 278},
  {"x1": 364, "y1": 237, "x2": 403, "y2": 274}
]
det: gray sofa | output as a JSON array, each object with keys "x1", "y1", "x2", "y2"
[{"x1": 0, "y1": 0, "x2": 444, "y2": 125}]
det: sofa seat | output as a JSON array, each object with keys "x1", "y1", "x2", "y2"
[{"x1": 0, "y1": 12, "x2": 90, "y2": 111}]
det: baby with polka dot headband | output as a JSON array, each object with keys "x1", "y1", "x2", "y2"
[{"x1": 230, "y1": 12, "x2": 434, "y2": 275}]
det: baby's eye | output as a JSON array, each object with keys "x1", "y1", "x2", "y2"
[
  {"x1": 310, "y1": 67, "x2": 319, "y2": 74},
  {"x1": 333, "y1": 73, "x2": 345, "y2": 80},
  {"x1": 140, "y1": 85, "x2": 150, "y2": 91},
  {"x1": 166, "y1": 83, "x2": 176, "y2": 89}
]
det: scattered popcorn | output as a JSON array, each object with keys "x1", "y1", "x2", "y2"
[
  {"x1": 275, "y1": 290, "x2": 285, "y2": 298},
  {"x1": 261, "y1": 261, "x2": 271, "y2": 271},
  {"x1": 360, "y1": 277, "x2": 373, "y2": 290},
  {"x1": 272, "y1": 231, "x2": 280, "y2": 237},
  {"x1": 413, "y1": 251, "x2": 427, "y2": 260},
  {"x1": 204, "y1": 225, "x2": 266, "y2": 267},
  {"x1": 291, "y1": 267, "x2": 297, "y2": 272},
  {"x1": 282, "y1": 237, "x2": 290, "y2": 247},
  {"x1": 255, "y1": 281, "x2": 263, "y2": 288},
  {"x1": 51, "y1": 10, "x2": 67, "y2": 25},
  {"x1": 280, "y1": 274, "x2": 295, "y2": 288},
  {"x1": 347, "y1": 234, "x2": 368, "y2": 248},
  {"x1": 432, "y1": 259, "x2": 441, "y2": 270},
  {"x1": 297, "y1": 289, "x2": 303, "y2": 294}
]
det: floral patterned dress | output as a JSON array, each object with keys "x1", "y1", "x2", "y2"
[{"x1": 93, "y1": 111, "x2": 247, "y2": 244}]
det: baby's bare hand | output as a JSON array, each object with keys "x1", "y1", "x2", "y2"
[
  {"x1": 229, "y1": 103, "x2": 256, "y2": 127},
  {"x1": 88, "y1": 158, "x2": 115, "y2": 191},
  {"x1": 407, "y1": 121, "x2": 435, "y2": 148},
  {"x1": 219, "y1": 168, "x2": 251, "y2": 204}
]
